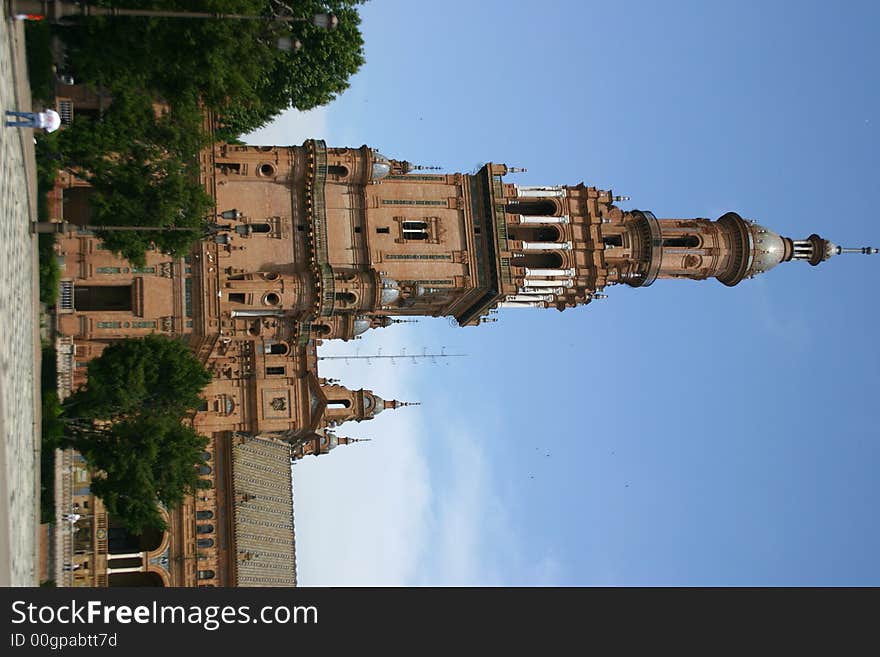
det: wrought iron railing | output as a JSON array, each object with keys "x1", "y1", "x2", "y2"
[{"x1": 59, "y1": 280, "x2": 74, "y2": 311}]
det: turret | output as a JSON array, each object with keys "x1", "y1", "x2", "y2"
[
  {"x1": 320, "y1": 383, "x2": 418, "y2": 428},
  {"x1": 292, "y1": 432, "x2": 371, "y2": 460}
]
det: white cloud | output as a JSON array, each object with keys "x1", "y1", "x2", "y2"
[
  {"x1": 412, "y1": 413, "x2": 553, "y2": 587},
  {"x1": 292, "y1": 327, "x2": 433, "y2": 586},
  {"x1": 244, "y1": 108, "x2": 329, "y2": 147},
  {"x1": 292, "y1": 412, "x2": 432, "y2": 586},
  {"x1": 418, "y1": 431, "x2": 504, "y2": 585}
]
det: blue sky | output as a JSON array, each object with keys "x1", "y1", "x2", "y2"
[{"x1": 247, "y1": 0, "x2": 880, "y2": 585}]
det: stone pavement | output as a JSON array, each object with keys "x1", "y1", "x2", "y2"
[{"x1": 0, "y1": 9, "x2": 41, "y2": 586}]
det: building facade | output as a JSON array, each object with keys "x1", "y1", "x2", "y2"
[{"x1": 50, "y1": 138, "x2": 875, "y2": 586}]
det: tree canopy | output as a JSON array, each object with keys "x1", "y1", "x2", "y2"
[
  {"x1": 59, "y1": 0, "x2": 366, "y2": 137},
  {"x1": 66, "y1": 334, "x2": 212, "y2": 419},
  {"x1": 49, "y1": 89, "x2": 212, "y2": 266},
  {"x1": 79, "y1": 415, "x2": 210, "y2": 534},
  {"x1": 61, "y1": 335, "x2": 213, "y2": 533}
]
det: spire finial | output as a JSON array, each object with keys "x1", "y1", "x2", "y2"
[
  {"x1": 834, "y1": 245, "x2": 878, "y2": 256},
  {"x1": 384, "y1": 399, "x2": 420, "y2": 409}
]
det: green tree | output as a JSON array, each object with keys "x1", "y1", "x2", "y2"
[
  {"x1": 55, "y1": 89, "x2": 212, "y2": 265},
  {"x1": 65, "y1": 334, "x2": 212, "y2": 420},
  {"x1": 69, "y1": 415, "x2": 210, "y2": 534},
  {"x1": 59, "y1": 0, "x2": 366, "y2": 138},
  {"x1": 61, "y1": 335, "x2": 213, "y2": 533}
]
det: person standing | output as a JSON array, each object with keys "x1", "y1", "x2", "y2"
[{"x1": 4, "y1": 109, "x2": 61, "y2": 132}]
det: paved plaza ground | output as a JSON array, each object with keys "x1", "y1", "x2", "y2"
[{"x1": 0, "y1": 10, "x2": 41, "y2": 586}]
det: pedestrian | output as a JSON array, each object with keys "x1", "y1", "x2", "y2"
[
  {"x1": 62, "y1": 513, "x2": 82, "y2": 524},
  {"x1": 5, "y1": 109, "x2": 61, "y2": 132}
]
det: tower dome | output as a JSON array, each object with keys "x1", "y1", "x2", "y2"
[
  {"x1": 371, "y1": 152, "x2": 392, "y2": 180},
  {"x1": 746, "y1": 222, "x2": 788, "y2": 277},
  {"x1": 353, "y1": 317, "x2": 370, "y2": 336},
  {"x1": 380, "y1": 277, "x2": 400, "y2": 304}
]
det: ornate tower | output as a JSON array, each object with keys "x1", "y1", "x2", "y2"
[
  {"x1": 185, "y1": 140, "x2": 875, "y2": 455},
  {"x1": 293, "y1": 434, "x2": 371, "y2": 460}
]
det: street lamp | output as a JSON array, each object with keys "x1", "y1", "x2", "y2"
[
  {"x1": 31, "y1": 220, "x2": 230, "y2": 237},
  {"x1": 14, "y1": 1, "x2": 339, "y2": 32}
]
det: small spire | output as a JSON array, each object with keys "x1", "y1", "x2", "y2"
[
  {"x1": 338, "y1": 436, "x2": 372, "y2": 444},
  {"x1": 384, "y1": 399, "x2": 420, "y2": 409},
  {"x1": 834, "y1": 246, "x2": 878, "y2": 255}
]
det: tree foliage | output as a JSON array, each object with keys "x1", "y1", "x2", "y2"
[
  {"x1": 78, "y1": 416, "x2": 210, "y2": 534},
  {"x1": 54, "y1": 89, "x2": 212, "y2": 266},
  {"x1": 61, "y1": 336, "x2": 213, "y2": 533},
  {"x1": 65, "y1": 334, "x2": 212, "y2": 420},
  {"x1": 59, "y1": 0, "x2": 366, "y2": 137}
]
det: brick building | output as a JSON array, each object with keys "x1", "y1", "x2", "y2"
[{"x1": 50, "y1": 137, "x2": 875, "y2": 586}]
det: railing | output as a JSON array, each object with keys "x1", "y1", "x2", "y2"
[
  {"x1": 309, "y1": 140, "x2": 330, "y2": 265},
  {"x1": 95, "y1": 514, "x2": 108, "y2": 554},
  {"x1": 55, "y1": 450, "x2": 74, "y2": 586},
  {"x1": 306, "y1": 140, "x2": 338, "y2": 318},
  {"x1": 296, "y1": 322, "x2": 312, "y2": 347},
  {"x1": 55, "y1": 336, "x2": 75, "y2": 400},
  {"x1": 632, "y1": 210, "x2": 663, "y2": 288},
  {"x1": 319, "y1": 264, "x2": 335, "y2": 318},
  {"x1": 59, "y1": 280, "x2": 74, "y2": 311},
  {"x1": 57, "y1": 99, "x2": 74, "y2": 126}
]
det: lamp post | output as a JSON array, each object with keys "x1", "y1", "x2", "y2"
[
  {"x1": 31, "y1": 220, "x2": 231, "y2": 236},
  {"x1": 14, "y1": 1, "x2": 338, "y2": 26}
]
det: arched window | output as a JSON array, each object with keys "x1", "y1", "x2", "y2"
[
  {"x1": 663, "y1": 235, "x2": 700, "y2": 248},
  {"x1": 196, "y1": 524, "x2": 213, "y2": 535},
  {"x1": 327, "y1": 165, "x2": 348, "y2": 178},
  {"x1": 201, "y1": 451, "x2": 211, "y2": 461},
  {"x1": 266, "y1": 342, "x2": 289, "y2": 355},
  {"x1": 250, "y1": 223, "x2": 272, "y2": 234},
  {"x1": 310, "y1": 324, "x2": 332, "y2": 336},
  {"x1": 603, "y1": 235, "x2": 623, "y2": 248},
  {"x1": 334, "y1": 292, "x2": 357, "y2": 304},
  {"x1": 401, "y1": 220, "x2": 430, "y2": 241},
  {"x1": 197, "y1": 538, "x2": 214, "y2": 548},
  {"x1": 196, "y1": 510, "x2": 214, "y2": 520},
  {"x1": 508, "y1": 226, "x2": 561, "y2": 243},
  {"x1": 328, "y1": 400, "x2": 351, "y2": 409},
  {"x1": 510, "y1": 253, "x2": 564, "y2": 269},
  {"x1": 506, "y1": 200, "x2": 557, "y2": 217},
  {"x1": 199, "y1": 464, "x2": 212, "y2": 475},
  {"x1": 198, "y1": 570, "x2": 215, "y2": 580}
]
